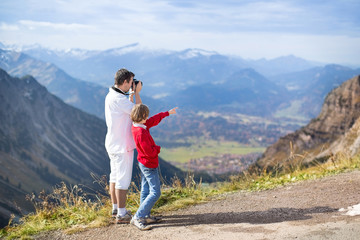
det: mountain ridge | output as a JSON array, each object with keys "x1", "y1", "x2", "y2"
[
  {"x1": 272, "y1": 64, "x2": 360, "y2": 118},
  {"x1": 256, "y1": 75, "x2": 360, "y2": 170},
  {"x1": 0, "y1": 68, "x2": 110, "y2": 227},
  {"x1": 0, "y1": 48, "x2": 108, "y2": 118},
  {"x1": 2, "y1": 42, "x2": 324, "y2": 87},
  {"x1": 168, "y1": 68, "x2": 289, "y2": 116}
]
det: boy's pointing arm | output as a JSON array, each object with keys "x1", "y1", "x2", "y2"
[{"x1": 145, "y1": 107, "x2": 178, "y2": 129}]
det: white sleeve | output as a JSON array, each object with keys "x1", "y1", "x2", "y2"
[{"x1": 119, "y1": 98, "x2": 135, "y2": 114}]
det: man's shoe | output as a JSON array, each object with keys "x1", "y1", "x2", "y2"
[
  {"x1": 111, "y1": 209, "x2": 117, "y2": 218},
  {"x1": 116, "y1": 212, "x2": 132, "y2": 224},
  {"x1": 130, "y1": 218, "x2": 152, "y2": 231},
  {"x1": 144, "y1": 215, "x2": 163, "y2": 224}
]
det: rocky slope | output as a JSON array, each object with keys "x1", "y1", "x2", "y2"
[
  {"x1": 0, "y1": 68, "x2": 110, "y2": 226},
  {"x1": 256, "y1": 75, "x2": 360, "y2": 170}
]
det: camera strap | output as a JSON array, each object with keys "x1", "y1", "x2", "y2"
[{"x1": 111, "y1": 86, "x2": 130, "y2": 96}]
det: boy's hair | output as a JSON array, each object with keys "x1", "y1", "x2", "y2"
[
  {"x1": 114, "y1": 68, "x2": 135, "y2": 85},
  {"x1": 131, "y1": 104, "x2": 150, "y2": 123}
]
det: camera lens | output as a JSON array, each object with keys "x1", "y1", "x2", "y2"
[{"x1": 134, "y1": 79, "x2": 143, "y2": 86}]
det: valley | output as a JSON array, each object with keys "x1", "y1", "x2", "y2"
[
  {"x1": 159, "y1": 140, "x2": 265, "y2": 164},
  {"x1": 177, "y1": 152, "x2": 262, "y2": 175},
  {"x1": 154, "y1": 111, "x2": 303, "y2": 174},
  {"x1": 158, "y1": 139, "x2": 264, "y2": 173}
]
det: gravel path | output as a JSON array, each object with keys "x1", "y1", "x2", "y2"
[{"x1": 37, "y1": 170, "x2": 360, "y2": 240}]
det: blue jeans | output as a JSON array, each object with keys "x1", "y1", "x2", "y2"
[{"x1": 135, "y1": 162, "x2": 161, "y2": 219}]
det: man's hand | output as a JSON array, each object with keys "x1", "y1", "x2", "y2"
[
  {"x1": 135, "y1": 81, "x2": 142, "y2": 93},
  {"x1": 168, "y1": 107, "x2": 178, "y2": 115},
  {"x1": 129, "y1": 92, "x2": 135, "y2": 102},
  {"x1": 133, "y1": 81, "x2": 142, "y2": 104}
]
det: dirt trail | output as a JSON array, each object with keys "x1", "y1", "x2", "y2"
[{"x1": 38, "y1": 170, "x2": 360, "y2": 240}]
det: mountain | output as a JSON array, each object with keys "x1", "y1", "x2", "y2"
[
  {"x1": 4, "y1": 43, "x2": 346, "y2": 119},
  {"x1": 0, "y1": 68, "x2": 109, "y2": 227},
  {"x1": 5, "y1": 43, "x2": 360, "y2": 148},
  {"x1": 168, "y1": 68, "x2": 290, "y2": 116},
  {"x1": 0, "y1": 47, "x2": 295, "y2": 151},
  {"x1": 248, "y1": 55, "x2": 322, "y2": 77},
  {"x1": 0, "y1": 48, "x2": 168, "y2": 119},
  {"x1": 0, "y1": 69, "x2": 188, "y2": 227},
  {"x1": 23, "y1": 45, "x2": 250, "y2": 97},
  {"x1": 0, "y1": 45, "x2": 319, "y2": 148},
  {"x1": 269, "y1": 64, "x2": 358, "y2": 91},
  {"x1": 0, "y1": 47, "x2": 292, "y2": 118},
  {"x1": 0, "y1": 48, "x2": 108, "y2": 118},
  {"x1": 272, "y1": 64, "x2": 360, "y2": 118},
  {"x1": 9, "y1": 43, "x2": 322, "y2": 94},
  {"x1": 255, "y1": 75, "x2": 360, "y2": 170}
]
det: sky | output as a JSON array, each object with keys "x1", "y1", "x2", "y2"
[{"x1": 0, "y1": 0, "x2": 359, "y2": 65}]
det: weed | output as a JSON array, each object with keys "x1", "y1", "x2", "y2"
[{"x1": 1, "y1": 178, "x2": 111, "y2": 239}]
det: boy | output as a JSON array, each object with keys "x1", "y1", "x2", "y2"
[{"x1": 130, "y1": 104, "x2": 178, "y2": 230}]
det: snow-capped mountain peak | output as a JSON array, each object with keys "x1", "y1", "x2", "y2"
[{"x1": 178, "y1": 48, "x2": 218, "y2": 59}]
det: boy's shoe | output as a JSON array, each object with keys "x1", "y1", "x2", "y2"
[
  {"x1": 111, "y1": 209, "x2": 117, "y2": 218},
  {"x1": 130, "y1": 218, "x2": 152, "y2": 231},
  {"x1": 144, "y1": 215, "x2": 163, "y2": 224},
  {"x1": 116, "y1": 212, "x2": 132, "y2": 224}
]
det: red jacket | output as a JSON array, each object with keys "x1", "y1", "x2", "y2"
[{"x1": 131, "y1": 111, "x2": 169, "y2": 168}]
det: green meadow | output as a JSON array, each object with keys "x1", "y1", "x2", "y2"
[{"x1": 159, "y1": 139, "x2": 265, "y2": 164}]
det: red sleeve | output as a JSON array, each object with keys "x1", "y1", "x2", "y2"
[
  {"x1": 137, "y1": 132, "x2": 161, "y2": 158},
  {"x1": 145, "y1": 111, "x2": 169, "y2": 129}
]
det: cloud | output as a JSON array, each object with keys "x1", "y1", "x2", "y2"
[
  {"x1": 18, "y1": 20, "x2": 91, "y2": 31},
  {"x1": 1, "y1": 1, "x2": 359, "y2": 35},
  {"x1": 0, "y1": 0, "x2": 359, "y2": 64},
  {"x1": 0, "y1": 22, "x2": 19, "y2": 31}
]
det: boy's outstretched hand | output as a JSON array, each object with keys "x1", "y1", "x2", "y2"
[{"x1": 168, "y1": 107, "x2": 178, "y2": 115}]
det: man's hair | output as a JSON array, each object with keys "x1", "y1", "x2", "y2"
[
  {"x1": 114, "y1": 68, "x2": 135, "y2": 85},
  {"x1": 131, "y1": 104, "x2": 150, "y2": 123}
]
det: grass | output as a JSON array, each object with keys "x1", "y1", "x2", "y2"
[
  {"x1": 197, "y1": 110, "x2": 308, "y2": 127},
  {"x1": 159, "y1": 140, "x2": 265, "y2": 164},
  {"x1": 1, "y1": 153, "x2": 360, "y2": 239},
  {"x1": 1, "y1": 181, "x2": 111, "y2": 239}
]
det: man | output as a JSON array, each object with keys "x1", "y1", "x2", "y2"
[{"x1": 105, "y1": 68, "x2": 142, "y2": 223}]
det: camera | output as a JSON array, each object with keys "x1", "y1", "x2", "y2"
[{"x1": 133, "y1": 79, "x2": 143, "y2": 87}]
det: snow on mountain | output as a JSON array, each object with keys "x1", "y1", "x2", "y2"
[
  {"x1": 103, "y1": 43, "x2": 143, "y2": 56},
  {"x1": 178, "y1": 48, "x2": 218, "y2": 59}
]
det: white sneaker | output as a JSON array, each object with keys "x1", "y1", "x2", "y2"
[{"x1": 130, "y1": 217, "x2": 152, "y2": 231}]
